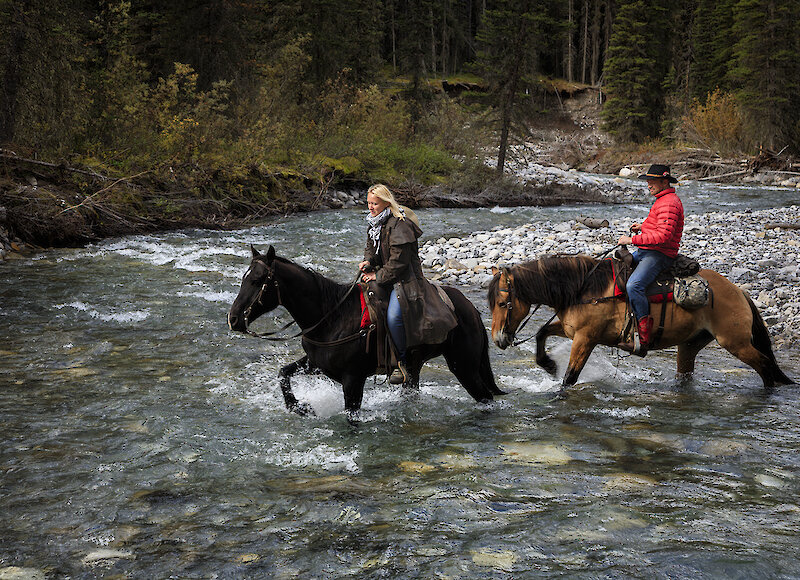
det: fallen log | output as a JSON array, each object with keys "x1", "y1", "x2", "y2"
[
  {"x1": 0, "y1": 153, "x2": 109, "y2": 180},
  {"x1": 577, "y1": 216, "x2": 609, "y2": 228},
  {"x1": 765, "y1": 222, "x2": 800, "y2": 230},
  {"x1": 697, "y1": 169, "x2": 749, "y2": 181}
]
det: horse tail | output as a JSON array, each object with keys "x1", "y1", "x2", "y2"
[{"x1": 747, "y1": 295, "x2": 794, "y2": 386}]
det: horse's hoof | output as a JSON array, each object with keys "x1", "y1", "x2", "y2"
[
  {"x1": 291, "y1": 402, "x2": 316, "y2": 417},
  {"x1": 538, "y1": 359, "x2": 557, "y2": 376}
]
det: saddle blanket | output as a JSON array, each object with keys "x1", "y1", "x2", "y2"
[
  {"x1": 358, "y1": 282, "x2": 455, "y2": 329},
  {"x1": 611, "y1": 259, "x2": 674, "y2": 303}
]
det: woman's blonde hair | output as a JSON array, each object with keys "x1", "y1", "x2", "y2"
[{"x1": 367, "y1": 184, "x2": 419, "y2": 226}]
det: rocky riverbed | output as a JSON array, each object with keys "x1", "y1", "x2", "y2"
[{"x1": 421, "y1": 205, "x2": 800, "y2": 349}]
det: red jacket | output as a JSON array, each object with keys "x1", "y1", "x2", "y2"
[{"x1": 631, "y1": 187, "x2": 683, "y2": 258}]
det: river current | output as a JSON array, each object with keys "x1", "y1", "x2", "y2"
[{"x1": 1, "y1": 180, "x2": 799, "y2": 578}]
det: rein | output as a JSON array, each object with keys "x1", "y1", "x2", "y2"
[
  {"x1": 243, "y1": 261, "x2": 364, "y2": 345},
  {"x1": 501, "y1": 244, "x2": 620, "y2": 346}
]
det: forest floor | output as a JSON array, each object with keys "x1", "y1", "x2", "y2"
[{"x1": 1, "y1": 87, "x2": 798, "y2": 255}]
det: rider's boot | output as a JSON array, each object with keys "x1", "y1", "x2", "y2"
[
  {"x1": 389, "y1": 360, "x2": 409, "y2": 385},
  {"x1": 632, "y1": 316, "x2": 653, "y2": 357}
]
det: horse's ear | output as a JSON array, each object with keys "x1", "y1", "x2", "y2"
[
  {"x1": 266, "y1": 245, "x2": 276, "y2": 264},
  {"x1": 491, "y1": 266, "x2": 499, "y2": 276},
  {"x1": 251, "y1": 245, "x2": 260, "y2": 258}
]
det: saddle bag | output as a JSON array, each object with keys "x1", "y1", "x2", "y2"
[
  {"x1": 668, "y1": 254, "x2": 700, "y2": 277},
  {"x1": 673, "y1": 275, "x2": 709, "y2": 310}
]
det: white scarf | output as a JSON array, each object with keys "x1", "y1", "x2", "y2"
[{"x1": 366, "y1": 207, "x2": 392, "y2": 251}]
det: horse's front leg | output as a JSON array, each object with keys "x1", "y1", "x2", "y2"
[
  {"x1": 536, "y1": 320, "x2": 564, "y2": 376},
  {"x1": 279, "y1": 356, "x2": 316, "y2": 416},
  {"x1": 341, "y1": 374, "x2": 367, "y2": 422},
  {"x1": 562, "y1": 333, "x2": 597, "y2": 389}
]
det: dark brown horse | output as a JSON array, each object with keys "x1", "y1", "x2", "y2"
[
  {"x1": 488, "y1": 255, "x2": 793, "y2": 392},
  {"x1": 228, "y1": 246, "x2": 503, "y2": 416}
]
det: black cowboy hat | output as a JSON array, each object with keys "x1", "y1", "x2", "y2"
[{"x1": 638, "y1": 164, "x2": 678, "y2": 183}]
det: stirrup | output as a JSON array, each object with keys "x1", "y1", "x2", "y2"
[{"x1": 389, "y1": 362, "x2": 409, "y2": 385}]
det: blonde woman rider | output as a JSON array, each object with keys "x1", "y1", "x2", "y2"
[{"x1": 358, "y1": 184, "x2": 456, "y2": 384}]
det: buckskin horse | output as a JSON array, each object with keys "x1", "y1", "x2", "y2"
[
  {"x1": 488, "y1": 255, "x2": 793, "y2": 392},
  {"x1": 228, "y1": 246, "x2": 503, "y2": 416}
]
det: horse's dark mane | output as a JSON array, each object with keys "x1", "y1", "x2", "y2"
[
  {"x1": 489, "y1": 254, "x2": 614, "y2": 311},
  {"x1": 273, "y1": 256, "x2": 354, "y2": 309}
]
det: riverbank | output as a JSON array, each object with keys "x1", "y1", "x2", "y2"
[
  {"x1": 0, "y1": 153, "x2": 635, "y2": 257},
  {"x1": 420, "y1": 205, "x2": 800, "y2": 350},
  {"x1": 1, "y1": 143, "x2": 797, "y2": 259}
]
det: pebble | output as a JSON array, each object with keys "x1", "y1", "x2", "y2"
[{"x1": 421, "y1": 206, "x2": 800, "y2": 348}]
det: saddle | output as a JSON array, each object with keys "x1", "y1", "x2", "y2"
[
  {"x1": 611, "y1": 248, "x2": 702, "y2": 304},
  {"x1": 611, "y1": 248, "x2": 708, "y2": 348},
  {"x1": 358, "y1": 281, "x2": 455, "y2": 375}
]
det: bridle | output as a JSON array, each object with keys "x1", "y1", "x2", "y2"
[
  {"x1": 496, "y1": 266, "x2": 541, "y2": 346},
  {"x1": 241, "y1": 258, "x2": 365, "y2": 345},
  {"x1": 495, "y1": 245, "x2": 622, "y2": 347},
  {"x1": 241, "y1": 259, "x2": 299, "y2": 339}
]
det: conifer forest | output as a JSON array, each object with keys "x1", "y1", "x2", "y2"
[{"x1": 1, "y1": 0, "x2": 799, "y2": 242}]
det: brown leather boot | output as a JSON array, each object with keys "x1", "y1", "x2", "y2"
[
  {"x1": 633, "y1": 316, "x2": 653, "y2": 356},
  {"x1": 389, "y1": 361, "x2": 409, "y2": 385}
]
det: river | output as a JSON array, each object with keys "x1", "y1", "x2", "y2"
[{"x1": 1, "y1": 179, "x2": 799, "y2": 577}]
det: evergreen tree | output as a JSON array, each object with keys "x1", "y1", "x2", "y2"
[
  {"x1": 602, "y1": 0, "x2": 671, "y2": 142},
  {"x1": 689, "y1": 0, "x2": 734, "y2": 101},
  {"x1": 476, "y1": 0, "x2": 559, "y2": 174},
  {"x1": 297, "y1": 0, "x2": 383, "y2": 88},
  {"x1": 729, "y1": 0, "x2": 800, "y2": 151},
  {"x1": 0, "y1": 0, "x2": 94, "y2": 152}
]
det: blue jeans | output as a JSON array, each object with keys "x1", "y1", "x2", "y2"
[
  {"x1": 626, "y1": 249, "x2": 675, "y2": 321},
  {"x1": 387, "y1": 289, "x2": 406, "y2": 362}
]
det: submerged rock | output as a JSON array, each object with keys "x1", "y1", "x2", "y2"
[
  {"x1": 472, "y1": 548, "x2": 517, "y2": 571},
  {"x1": 0, "y1": 568, "x2": 46, "y2": 580},
  {"x1": 501, "y1": 442, "x2": 573, "y2": 465}
]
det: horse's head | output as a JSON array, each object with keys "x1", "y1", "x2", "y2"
[
  {"x1": 488, "y1": 266, "x2": 532, "y2": 349},
  {"x1": 228, "y1": 245, "x2": 281, "y2": 332}
]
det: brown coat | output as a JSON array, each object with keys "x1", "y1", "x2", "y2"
[{"x1": 364, "y1": 215, "x2": 457, "y2": 346}]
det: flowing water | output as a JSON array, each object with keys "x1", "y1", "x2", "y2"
[{"x1": 1, "y1": 180, "x2": 799, "y2": 578}]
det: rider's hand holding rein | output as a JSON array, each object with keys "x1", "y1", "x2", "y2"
[
  {"x1": 618, "y1": 234, "x2": 634, "y2": 246},
  {"x1": 358, "y1": 260, "x2": 376, "y2": 282},
  {"x1": 619, "y1": 222, "x2": 642, "y2": 245}
]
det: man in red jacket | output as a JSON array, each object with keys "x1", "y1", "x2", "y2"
[{"x1": 617, "y1": 164, "x2": 684, "y2": 355}]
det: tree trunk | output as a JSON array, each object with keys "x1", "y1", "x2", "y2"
[
  {"x1": 0, "y1": 1, "x2": 30, "y2": 143},
  {"x1": 441, "y1": 0, "x2": 448, "y2": 76},
  {"x1": 497, "y1": 63, "x2": 521, "y2": 175},
  {"x1": 391, "y1": 0, "x2": 397, "y2": 72},
  {"x1": 591, "y1": 0, "x2": 601, "y2": 85},
  {"x1": 430, "y1": 6, "x2": 437, "y2": 75},
  {"x1": 567, "y1": 0, "x2": 574, "y2": 82},
  {"x1": 581, "y1": 0, "x2": 589, "y2": 84}
]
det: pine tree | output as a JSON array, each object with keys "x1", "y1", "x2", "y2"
[
  {"x1": 689, "y1": 0, "x2": 734, "y2": 101},
  {"x1": 0, "y1": 0, "x2": 94, "y2": 152},
  {"x1": 476, "y1": 0, "x2": 560, "y2": 174},
  {"x1": 602, "y1": 0, "x2": 671, "y2": 142},
  {"x1": 729, "y1": 0, "x2": 800, "y2": 151}
]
